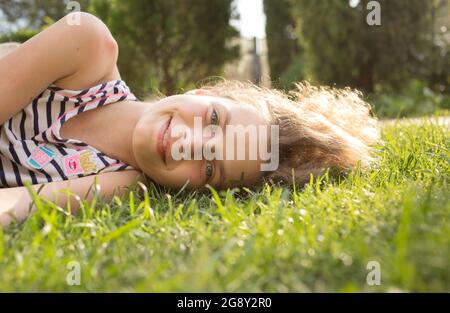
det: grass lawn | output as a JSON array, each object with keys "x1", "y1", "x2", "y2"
[{"x1": 0, "y1": 118, "x2": 448, "y2": 292}]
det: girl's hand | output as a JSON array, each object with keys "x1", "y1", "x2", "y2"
[
  {"x1": 0, "y1": 187, "x2": 32, "y2": 227},
  {"x1": 0, "y1": 170, "x2": 145, "y2": 228}
]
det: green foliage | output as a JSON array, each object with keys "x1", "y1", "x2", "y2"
[
  {"x1": 0, "y1": 28, "x2": 39, "y2": 43},
  {"x1": 370, "y1": 80, "x2": 450, "y2": 118},
  {"x1": 0, "y1": 0, "x2": 239, "y2": 97},
  {"x1": 0, "y1": 0, "x2": 91, "y2": 30},
  {"x1": 425, "y1": 0, "x2": 450, "y2": 93},
  {"x1": 89, "y1": 0, "x2": 240, "y2": 97},
  {"x1": 0, "y1": 121, "x2": 449, "y2": 291},
  {"x1": 262, "y1": 0, "x2": 450, "y2": 117},
  {"x1": 286, "y1": 0, "x2": 449, "y2": 93},
  {"x1": 278, "y1": 53, "x2": 306, "y2": 91},
  {"x1": 263, "y1": 0, "x2": 302, "y2": 88}
]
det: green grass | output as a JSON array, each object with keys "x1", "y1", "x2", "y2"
[{"x1": 0, "y1": 120, "x2": 449, "y2": 292}]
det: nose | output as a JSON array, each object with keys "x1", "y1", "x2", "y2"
[
  {"x1": 180, "y1": 126, "x2": 220, "y2": 160},
  {"x1": 171, "y1": 122, "x2": 221, "y2": 162},
  {"x1": 188, "y1": 128, "x2": 206, "y2": 160}
]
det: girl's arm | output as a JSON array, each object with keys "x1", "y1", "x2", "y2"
[
  {"x1": 0, "y1": 170, "x2": 145, "y2": 228},
  {"x1": 0, "y1": 42, "x2": 21, "y2": 58},
  {"x1": 0, "y1": 12, "x2": 118, "y2": 125}
]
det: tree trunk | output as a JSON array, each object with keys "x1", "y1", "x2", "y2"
[{"x1": 357, "y1": 61, "x2": 374, "y2": 93}]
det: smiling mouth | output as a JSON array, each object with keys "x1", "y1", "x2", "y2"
[{"x1": 157, "y1": 116, "x2": 172, "y2": 165}]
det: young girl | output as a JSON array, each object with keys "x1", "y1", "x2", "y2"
[{"x1": 0, "y1": 13, "x2": 379, "y2": 227}]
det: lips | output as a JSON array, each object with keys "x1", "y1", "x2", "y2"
[{"x1": 157, "y1": 116, "x2": 172, "y2": 164}]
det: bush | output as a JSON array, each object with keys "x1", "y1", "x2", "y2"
[
  {"x1": 288, "y1": 0, "x2": 449, "y2": 94},
  {"x1": 89, "y1": 0, "x2": 239, "y2": 97},
  {"x1": 278, "y1": 54, "x2": 306, "y2": 91},
  {"x1": 370, "y1": 80, "x2": 450, "y2": 118},
  {"x1": 0, "y1": 28, "x2": 39, "y2": 43}
]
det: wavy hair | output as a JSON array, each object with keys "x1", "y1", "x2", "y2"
[{"x1": 191, "y1": 78, "x2": 380, "y2": 186}]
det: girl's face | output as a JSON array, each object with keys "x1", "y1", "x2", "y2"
[{"x1": 131, "y1": 92, "x2": 269, "y2": 190}]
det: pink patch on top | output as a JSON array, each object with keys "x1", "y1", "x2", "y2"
[
  {"x1": 30, "y1": 147, "x2": 51, "y2": 167},
  {"x1": 63, "y1": 154, "x2": 84, "y2": 176}
]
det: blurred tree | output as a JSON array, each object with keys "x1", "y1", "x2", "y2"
[
  {"x1": 263, "y1": 0, "x2": 302, "y2": 89},
  {"x1": 0, "y1": 0, "x2": 239, "y2": 96},
  {"x1": 0, "y1": 0, "x2": 91, "y2": 29},
  {"x1": 0, "y1": 28, "x2": 39, "y2": 43},
  {"x1": 426, "y1": 0, "x2": 450, "y2": 93},
  {"x1": 289, "y1": 0, "x2": 449, "y2": 93},
  {"x1": 90, "y1": 0, "x2": 240, "y2": 97}
]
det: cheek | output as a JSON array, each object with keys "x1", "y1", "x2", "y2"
[{"x1": 155, "y1": 162, "x2": 203, "y2": 187}]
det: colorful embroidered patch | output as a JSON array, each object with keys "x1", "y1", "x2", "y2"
[
  {"x1": 27, "y1": 145, "x2": 56, "y2": 169},
  {"x1": 63, "y1": 154, "x2": 84, "y2": 176},
  {"x1": 62, "y1": 150, "x2": 98, "y2": 176},
  {"x1": 79, "y1": 150, "x2": 98, "y2": 174}
]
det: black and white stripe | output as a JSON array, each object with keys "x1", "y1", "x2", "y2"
[{"x1": 0, "y1": 80, "x2": 138, "y2": 187}]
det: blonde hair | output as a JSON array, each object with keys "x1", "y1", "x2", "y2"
[{"x1": 192, "y1": 78, "x2": 380, "y2": 186}]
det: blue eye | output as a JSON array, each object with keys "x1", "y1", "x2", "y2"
[{"x1": 205, "y1": 162, "x2": 214, "y2": 180}]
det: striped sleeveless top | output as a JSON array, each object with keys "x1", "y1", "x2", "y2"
[{"x1": 0, "y1": 79, "x2": 138, "y2": 188}]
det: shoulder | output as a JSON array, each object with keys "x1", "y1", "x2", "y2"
[
  {"x1": 63, "y1": 12, "x2": 116, "y2": 46},
  {"x1": 52, "y1": 12, "x2": 120, "y2": 89},
  {"x1": 0, "y1": 13, "x2": 120, "y2": 126},
  {"x1": 0, "y1": 42, "x2": 21, "y2": 59}
]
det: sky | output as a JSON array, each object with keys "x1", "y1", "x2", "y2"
[{"x1": 230, "y1": 0, "x2": 267, "y2": 39}]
